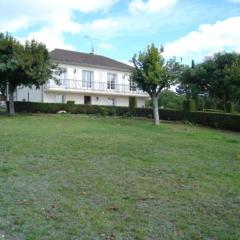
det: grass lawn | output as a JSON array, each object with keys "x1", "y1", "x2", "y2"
[{"x1": 0, "y1": 115, "x2": 240, "y2": 240}]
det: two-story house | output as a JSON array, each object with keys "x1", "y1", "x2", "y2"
[{"x1": 15, "y1": 49, "x2": 148, "y2": 107}]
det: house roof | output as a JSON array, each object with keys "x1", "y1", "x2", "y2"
[{"x1": 50, "y1": 49, "x2": 132, "y2": 72}]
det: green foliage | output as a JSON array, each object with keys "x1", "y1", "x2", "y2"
[
  {"x1": 108, "y1": 107, "x2": 117, "y2": 116},
  {"x1": 235, "y1": 102, "x2": 240, "y2": 112},
  {"x1": 178, "y1": 51, "x2": 240, "y2": 111},
  {"x1": 131, "y1": 43, "x2": 183, "y2": 124},
  {"x1": 0, "y1": 33, "x2": 56, "y2": 91},
  {"x1": 99, "y1": 106, "x2": 108, "y2": 117},
  {"x1": 67, "y1": 101, "x2": 75, "y2": 106},
  {"x1": 183, "y1": 99, "x2": 196, "y2": 112},
  {"x1": 0, "y1": 32, "x2": 59, "y2": 114},
  {"x1": 186, "y1": 111, "x2": 240, "y2": 131},
  {"x1": 226, "y1": 101, "x2": 235, "y2": 113},
  {"x1": 195, "y1": 95, "x2": 205, "y2": 111},
  {"x1": 204, "y1": 97, "x2": 218, "y2": 110},
  {"x1": 131, "y1": 44, "x2": 181, "y2": 97},
  {"x1": 158, "y1": 89, "x2": 185, "y2": 110},
  {"x1": 0, "y1": 33, "x2": 24, "y2": 92},
  {"x1": 12, "y1": 101, "x2": 240, "y2": 131},
  {"x1": 129, "y1": 97, "x2": 136, "y2": 116},
  {"x1": 176, "y1": 63, "x2": 201, "y2": 100}
]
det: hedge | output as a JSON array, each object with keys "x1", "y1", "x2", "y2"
[
  {"x1": 185, "y1": 111, "x2": 240, "y2": 131},
  {"x1": 183, "y1": 99, "x2": 196, "y2": 112},
  {"x1": 226, "y1": 101, "x2": 235, "y2": 113},
  {"x1": 10, "y1": 101, "x2": 240, "y2": 131},
  {"x1": 129, "y1": 96, "x2": 136, "y2": 116}
]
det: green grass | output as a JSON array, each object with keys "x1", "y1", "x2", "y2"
[{"x1": 0, "y1": 115, "x2": 240, "y2": 240}]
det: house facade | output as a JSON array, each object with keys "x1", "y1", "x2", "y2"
[{"x1": 15, "y1": 49, "x2": 148, "y2": 107}]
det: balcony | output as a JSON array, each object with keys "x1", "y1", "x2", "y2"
[{"x1": 45, "y1": 79, "x2": 148, "y2": 97}]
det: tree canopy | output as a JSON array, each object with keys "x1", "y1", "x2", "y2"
[
  {"x1": 178, "y1": 52, "x2": 240, "y2": 111},
  {"x1": 131, "y1": 44, "x2": 182, "y2": 125},
  {"x1": 0, "y1": 32, "x2": 58, "y2": 114}
]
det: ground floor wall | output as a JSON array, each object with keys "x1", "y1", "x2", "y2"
[
  {"x1": 44, "y1": 92, "x2": 146, "y2": 107},
  {"x1": 15, "y1": 87, "x2": 147, "y2": 107},
  {"x1": 15, "y1": 87, "x2": 43, "y2": 102}
]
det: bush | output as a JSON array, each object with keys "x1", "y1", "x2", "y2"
[
  {"x1": 226, "y1": 101, "x2": 235, "y2": 113},
  {"x1": 183, "y1": 99, "x2": 196, "y2": 112},
  {"x1": 67, "y1": 101, "x2": 75, "y2": 106},
  {"x1": 196, "y1": 96, "x2": 205, "y2": 111},
  {"x1": 99, "y1": 106, "x2": 108, "y2": 117},
  {"x1": 129, "y1": 97, "x2": 136, "y2": 116},
  {"x1": 159, "y1": 109, "x2": 185, "y2": 121},
  {"x1": 186, "y1": 111, "x2": 240, "y2": 131},
  {"x1": 205, "y1": 98, "x2": 217, "y2": 110},
  {"x1": 108, "y1": 107, "x2": 117, "y2": 116}
]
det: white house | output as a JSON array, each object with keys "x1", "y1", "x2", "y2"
[{"x1": 15, "y1": 49, "x2": 148, "y2": 107}]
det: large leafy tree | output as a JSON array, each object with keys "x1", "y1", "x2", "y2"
[
  {"x1": 0, "y1": 33, "x2": 58, "y2": 114},
  {"x1": 131, "y1": 44, "x2": 182, "y2": 125},
  {"x1": 177, "y1": 60, "x2": 201, "y2": 100},
  {"x1": 179, "y1": 52, "x2": 240, "y2": 111}
]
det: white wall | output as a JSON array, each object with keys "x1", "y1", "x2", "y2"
[
  {"x1": 14, "y1": 63, "x2": 147, "y2": 107},
  {"x1": 136, "y1": 97, "x2": 146, "y2": 108},
  {"x1": 16, "y1": 87, "x2": 42, "y2": 102},
  {"x1": 52, "y1": 63, "x2": 130, "y2": 87},
  {"x1": 43, "y1": 92, "x2": 146, "y2": 107},
  {"x1": 43, "y1": 92, "x2": 84, "y2": 104}
]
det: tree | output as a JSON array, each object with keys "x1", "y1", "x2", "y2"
[
  {"x1": 131, "y1": 44, "x2": 182, "y2": 125},
  {"x1": 177, "y1": 60, "x2": 202, "y2": 100},
  {"x1": 158, "y1": 89, "x2": 185, "y2": 110},
  {"x1": 0, "y1": 33, "x2": 58, "y2": 115},
  {"x1": 178, "y1": 52, "x2": 240, "y2": 111}
]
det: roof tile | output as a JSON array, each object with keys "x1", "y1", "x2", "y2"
[{"x1": 50, "y1": 49, "x2": 132, "y2": 72}]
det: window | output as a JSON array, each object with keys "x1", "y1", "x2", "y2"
[
  {"x1": 108, "y1": 98, "x2": 115, "y2": 106},
  {"x1": 58, "y1": 68, "x2": 67, "y2": 86},
  {"x1": 107, "y1": 73, "x2": 117, "y2": 90},
  {"x1": 129, "y1": 79, "x2": 137, "y2": 91},
  {"x1": 84, "y1": 96, "x2": 91, "y2": 105},
  {"x1": 55, "y1": 95, "x2": 66, "y2": 103},
  {"x1": 82, "y1": 70, "x2": 94, "y2": 88}
]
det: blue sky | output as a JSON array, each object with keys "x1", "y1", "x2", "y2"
[{"x1": 0, "y1": 0, "x2": 240, "y2": 64}]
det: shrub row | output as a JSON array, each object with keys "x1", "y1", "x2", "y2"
[
  {"x1": 185, "y1": 111, "x2": 240, "y2": 131},
  {"x1": 11, "y1": 101, "x2": 240, "y2": 131}
]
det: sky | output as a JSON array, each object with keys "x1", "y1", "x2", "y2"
[{"x1": 0, "y1": 0, "x2": 240, "y2": 65}]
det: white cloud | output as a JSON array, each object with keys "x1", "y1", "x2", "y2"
[
  {"x1": 0, "y1": 15, "x2": 29, "y2": 32},
  {"x1": 87, "y1": 18, "x2": 122, "y2": 39},
  {"x1": 81, "y1": 13, "x2": 166, "y2": 41},
  {"x1": 0, "y1": 0, "x2": 118, "y2": 50},
  {"x1": 129, "y1": 0, "x2": 177, "y2": 13},
  {"x1": 25, "y1": 27, "x2": 75, "y2": 51},
  {"x1": 164, "y1": 17, "x2": 240, "y2": 63},
  {"x1": 0, "y1": 0, "x2": 167, "y2": 51}
]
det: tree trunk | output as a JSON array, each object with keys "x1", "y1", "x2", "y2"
[
  {"x1": 9, "y1": 90, "x2": 15, "y2": 115},
  {"x1": 152, "y1": 94, "x2": 159, "y2": 125}
]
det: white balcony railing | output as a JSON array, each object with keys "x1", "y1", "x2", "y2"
[{"x1": 45, "y1": 79, "x2": 148, "y2": 96}]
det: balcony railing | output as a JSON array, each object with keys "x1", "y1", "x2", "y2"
[{"x1": 45, "y1": 79, "x2": 148, "y2": 96}]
